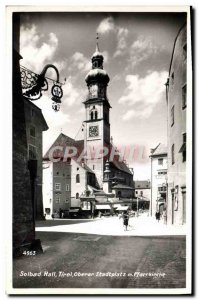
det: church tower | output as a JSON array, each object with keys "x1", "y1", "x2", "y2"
[{"x1": 83, "y1": 36, "x2": 111, "y2": 188}]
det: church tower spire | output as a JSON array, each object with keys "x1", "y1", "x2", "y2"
[{"x1": 83, "y1": 36, "x2": 111, "y2": 188}]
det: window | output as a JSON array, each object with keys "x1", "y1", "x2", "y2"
[
  {"x1": 93, "y1": 165, "x2": 95, "y2": 170},
  {"x1": 66, "y1": 184, "x2": 70, "y2": 191},
  {"x1": 28, "y1": 144, "x2": 37, "y2": 159},
  {"x1": 76, "y1": 174, "x2": 80, "y2": 183},
  {"x1": 158, "y1": 158, "x2": 163, "y2": 165},
  {"x1": 182, "y1": 84, "x2": 187, "y2": 109},
  {"x1": 30, "y1": 125, "x2": 36, "y2": 137},
  {"x1": 55, "y1": 183, "x2": 61, "y2": 191},
  {"x1": 183, "y1": 43, "x2": 187, "y2": 60},
  {"x1": 76, "y1": 193, "x2": 79, "y2": 199},
  {"x1": 171, "y1": 72, "x2": 174, "y2": 85},
  {"x1": 171, "y1": 105, "x2": 174, "y2": 126},
  {"x1": 179, "y1": 133, "x2": 186, "y2": 162},
  {"x1": 140, "y1": 191, "x2": 143, "y2": 196},
  {"x1": 90, "y1": 108, "x2": 98, "y2": 121},
  {"x1": 136, "y1": 191, "x2": 138, "y2": 194},
  {"x1": 158, "y1": 186, "x2": 166, "y2": 192},
  {"x1": 55, "y1": 195, "x2": 61, "y2": 203},
  {"x1": 158, "y1": 170, "x2": 167, "y2": 175},
  {"x1": 171, "y1": 144, "x2": 175, "y2": 165}
]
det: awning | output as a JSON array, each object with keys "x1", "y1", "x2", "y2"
[
  {"x1": 95, "y1": 204, "x2": 111, "y2": 210},
  {"x1": 116, "y1": 205, "x2": 129, "y2": 211},
  {"x1": 136, "y1": 197, "x2": 150, "y2": 202}
]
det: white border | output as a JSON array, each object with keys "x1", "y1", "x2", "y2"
[{"x1": 5, "y1": 4, "x2": 192, "y2": 296}]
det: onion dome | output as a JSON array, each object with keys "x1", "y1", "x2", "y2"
[
  {"x1": 85, "y1": 37, "x2": 110, "y2": 85},
  {"x1": 85, "y1": 68, "x2": 110, "y2": 84}
]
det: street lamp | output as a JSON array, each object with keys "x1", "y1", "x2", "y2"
[{"x1": 20, "y1": 64, "x2": 65, "y2": 111}]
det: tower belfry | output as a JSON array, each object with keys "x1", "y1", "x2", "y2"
[{"x1": 83, "y1": 37, "x2": 111, "y2": 187}]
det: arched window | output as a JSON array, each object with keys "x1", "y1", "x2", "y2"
[
  {"x1": 76, "y1": 193, "x2": 79, "y2": 199},
  {"x1": 76, "y1": 174, "x2": 80, "y2": 183},
  {"x1": 90, "y1": 108, "x2": 98, "y2": 120}
]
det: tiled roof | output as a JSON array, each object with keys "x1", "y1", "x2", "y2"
[
  {"x1": 43, "y1": 133, "x2": 84, "y2": 160},
  {"x1": 43, "y1": 134, "x2": 133, "y2": 177},
  {"x1": 110, "y1": 144, "x2": 133, "y2": 175},
  {"x1": 112, "y1": 184, "x2": 134, "y2": 190},
  {"x1": 135, "y1": 180, "x2": 151, "y2": 189},
  {"x1": 151, "y1": 143, "x2": 167, "y2": 156}
]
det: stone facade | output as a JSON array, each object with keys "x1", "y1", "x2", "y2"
[
  {"x1": 24, "y1": 99, "x2": 48, "y2": 220},
  {"x1": 166, "y1": 24, "x2": 187, "y2": 225},
  {"x1": 135, "y1": 180, "x2": 151, "y2": 200},
  {"x1": 150, "y1": 144, "x2": 168, "y2": 217},
  {"x1": 13, "y1": 14, "x2": 36, "y2": 256}
]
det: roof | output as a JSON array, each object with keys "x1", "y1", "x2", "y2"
[
  {"x1": 85, "y1": 68, "x2": 110, "y2": 84},
  {"x1": 135, "y1": 180, "x2": 151, "y2": 189},
  {"x1": 168, "y1": 23, "x2": 186, "y2": 76},
  {"x1": 43, "y1": 133, "x2": 95, "y2": 172},
  {"x1": 43, "y1": 133, "x2": 84, "y2": 160},
  {"x1": 112, "y1": 184, "x2": 134, "y2": 190},
  {"x1": 150, "y1": 143, "x2": 167, "y2": 157},
  {"x1": 109, "y1": 144, "x2": 133, "y2": 176},
  {"x1": 95, "y1": 204, "x2": 111, "y2": 209}
]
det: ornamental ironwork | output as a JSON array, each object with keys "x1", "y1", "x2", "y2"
[{"x1": 20, "y1": 64, "x2": 65, "y2": 111}]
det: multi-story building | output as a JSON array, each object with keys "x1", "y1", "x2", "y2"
[
  {"x1": 166, "y1": 24, "x2": 187, "y2": 225},
  {"x1": 43, "y1": 42, "x2": 134, "y2": 218},
  {"x1": 24, "y1": 99, "x2": 48, "y2": 220},
  {"x1": 150, "y1": 144, "x2": 168, "y2": 217},
  {"x1": 134, "y1": 180, "x2": 151, "y2": 210}
]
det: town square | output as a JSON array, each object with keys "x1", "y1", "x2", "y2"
[{"x1": 8, "y1": 6, "x2": 192, "y2": 295}]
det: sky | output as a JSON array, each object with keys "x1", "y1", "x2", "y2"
[{"x1": 19, "y1": 11, "x2": 186, "y2": 179}]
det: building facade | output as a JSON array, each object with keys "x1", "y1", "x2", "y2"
[
  {"x1": 166, "y1": 24, "x2": 187, "y2": 225},
  {"x1": 43, "y1": 42, "x2": 134, "y2": 218},
  {"x1": 24, "y1": 99, "x2": 48, "y2": 220},
  {"x1": 150, "y1": 144, "x2": 168, "y2": 217}
]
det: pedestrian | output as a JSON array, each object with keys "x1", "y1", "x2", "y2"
[
  {"x1": 51, "y1": 213, "x2": 54, "y2": 220},
  {"x1": 155, "y1": 211, "x2": 160, "y2": 222},
  {"x1": 163, "y1": 210, "x2": 167, "y2": 224},
  {"x1": 123, "y1": 211, "x2": 129, "y2": 231}
]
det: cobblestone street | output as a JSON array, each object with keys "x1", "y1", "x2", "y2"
[{"x1": 13, "y1": 216, "x2": 186, "y2": 290}]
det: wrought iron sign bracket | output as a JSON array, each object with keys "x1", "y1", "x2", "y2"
[{"x1": 20, "y1": 64, "x2": 65, "y2": 111}]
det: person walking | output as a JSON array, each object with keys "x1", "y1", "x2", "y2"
[
  {"x1": 155, "y1": 210, "x2": 160, "y2": 222},
  {"x1": 123, "y1": 211, "x2": 129, "y2": 231}
]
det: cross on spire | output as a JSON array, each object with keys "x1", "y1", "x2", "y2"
[{"x1": 96, "y1": 32, "x2": 100, "y2": 52}]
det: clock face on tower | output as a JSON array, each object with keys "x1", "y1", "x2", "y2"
[{"x1": 89, "y1": 125, "x2": 99, "y2": 137}]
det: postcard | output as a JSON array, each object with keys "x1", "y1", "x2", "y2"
[{"x1": 6, "y1": 5, "x2": 192, "y2": 295}]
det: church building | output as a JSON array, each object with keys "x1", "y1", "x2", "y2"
[{"x1": 43, "y1": 40, "x2": 135, "y2": 218}]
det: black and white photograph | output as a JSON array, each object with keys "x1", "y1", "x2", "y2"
[{"x1": 6, "y1": 5, "x2": 192, "y2": 295}]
